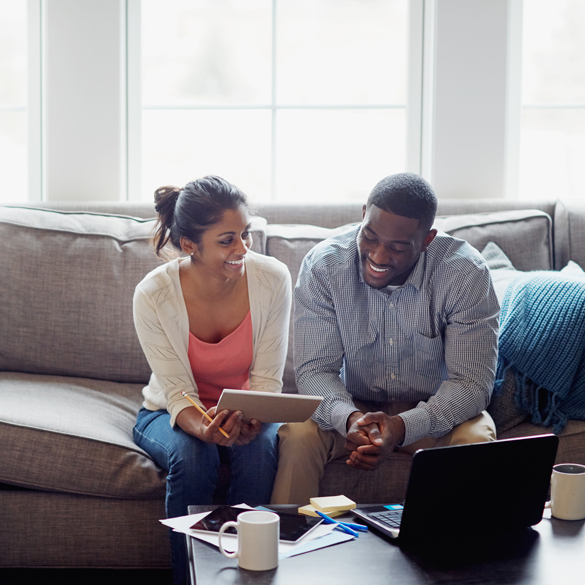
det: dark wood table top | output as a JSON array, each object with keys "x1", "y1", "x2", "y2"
[{"x1": 187, "y1": 505, "x2": 585, "y2": 585}]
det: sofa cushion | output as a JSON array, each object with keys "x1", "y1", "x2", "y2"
[
  {"x1": 498, "y1": 419, "x2": 585, "y2": 467},
  {"x1": 486, "y1": 365, "x2": 529, "y2": 434},
  {"x1": 266, "y1": 209, "x2": 552, "y2": 393},
  {"x1": 0, "y1": 207, "x2": 266, "y2": 382},
  {"x1": 320, "y1": 451, "x2": 412, "y2": 504},
  {"x1": 553, "y1": 200, "x2": 585, "y2": 270},
  {"x1": 434, "y1": 209, "x2": 553, "y2": 271},
  {"x1": 0, "y1": 372, "x2": 167, "y2": 499},
  {"x1": 0, "y1": 491, "x2": 169, "y2": 568},
  {"x1": 561, "y1": 260, "x2": 585, "y2": 277},
  {"x1": 481, "y1": 241, "x2": 585, "y2": 305},
  {"x1": 265, "y1": 223, "x2": 359, "y2": 391},
  {"x1": 479, "y1": 241, "x2": 522, "y2": 305}
]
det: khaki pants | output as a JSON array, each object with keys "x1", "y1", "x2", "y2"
[{"x1": 270, "y1": 401, "x2": 496, "y2": 505}]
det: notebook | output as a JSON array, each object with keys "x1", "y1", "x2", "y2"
[{"x1": 352, "y1": 434, "x2": 559, "y2": 545}]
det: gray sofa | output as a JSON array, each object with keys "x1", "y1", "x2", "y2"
[{"x1": 1, "y1": 198, "x2": 585, "y2": 569}]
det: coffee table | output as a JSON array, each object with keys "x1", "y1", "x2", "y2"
[{"x1": 187, "y1": 505, "x2": 585, "y2": 584}]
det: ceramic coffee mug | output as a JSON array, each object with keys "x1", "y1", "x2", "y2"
[
  {"x1": 218, "y1": 510, "x2": 279, "y2": 571},
  {"x1": 546, "y1": 463, "x2": 585, "y2": 521}
]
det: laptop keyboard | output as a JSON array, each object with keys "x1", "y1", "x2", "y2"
[{"x1": 369, "y1": 508, "x2": 403, "y2": 529}]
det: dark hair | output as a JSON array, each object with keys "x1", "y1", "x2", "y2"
[
  {"x1": 367, "y1": 172, "x2": 437, "y2": 232},
  {"x1": 152, "y1": 175, "x2": 249, "y2": 258}
]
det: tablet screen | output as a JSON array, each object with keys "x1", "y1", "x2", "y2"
[{"x1": 190, "y1": 506, "x2": 323, "y2": 543}]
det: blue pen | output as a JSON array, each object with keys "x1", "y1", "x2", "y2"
[
  {"x1": 334, "y1": 519, "x2": 368, "y2": 532},
  {"x1": 315, "y1": 510, "x2": 363, "y2": 537},
  {"x1": 314, "y1": 510, "x2": 368, "y2": 531}
]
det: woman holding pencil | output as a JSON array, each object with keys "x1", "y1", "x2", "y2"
[{"x1": 132, "y1": 176, "x2": 291, "y2": 585}]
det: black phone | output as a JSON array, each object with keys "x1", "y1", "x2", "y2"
[{"x1": 190, "y1": 506, "x2": 323, "y2": 543}]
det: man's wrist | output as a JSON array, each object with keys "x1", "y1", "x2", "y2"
[
  {"x1": 390, "y1": 414, "x2": 406, "y2": 446},
  {"x1": 346, "y1": 410, "x2": 363, "y2": 432}
]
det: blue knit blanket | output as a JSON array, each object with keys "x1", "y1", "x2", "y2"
[{"x1": 494, "y1": 272, "x2": 585, "y2": 433}]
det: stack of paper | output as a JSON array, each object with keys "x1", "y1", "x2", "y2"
[
  {"x1": 299, "y1": 495, "x2": 356, "y2": 517},
  {"x1": 161, "y1": 504, "x2": 354, "y2": 559}
]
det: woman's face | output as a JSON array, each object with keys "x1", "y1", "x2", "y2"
[{"x1": 187, "y1": 206, "x2": 253, "y2": 282}]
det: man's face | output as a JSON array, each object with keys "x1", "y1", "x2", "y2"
[{"x1": 357, "y1": 204, "x2": 436, "y2": 288}]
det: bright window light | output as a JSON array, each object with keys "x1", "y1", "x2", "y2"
[
  {"x1": 520, "y1": 0, "x2": 585, "y2": 200},
  {"x1": 0, "y1": 0, "x2": 27, "y2": 203},
  {"x1": 141, "y1": 0, "x2": 409, "y2": 205}
]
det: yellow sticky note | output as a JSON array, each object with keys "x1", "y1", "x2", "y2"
[
  {"x1": 298, "y1": 504, "x2": 346, "y2": 518},
  {"x1": 310, "y1": 495, "x2": 356, "y2": 513}
]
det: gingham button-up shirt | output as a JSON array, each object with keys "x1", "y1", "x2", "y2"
[{"x1": 293, "y1": 225, "x2": 499, "y2": 446}]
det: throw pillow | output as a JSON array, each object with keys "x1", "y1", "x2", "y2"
[
  {"x1": 479, "y1": 241, "x2": 523, "y2": 305},
  {"x1": 561, "y1": 260, "x2": 585, "y2": 277}
]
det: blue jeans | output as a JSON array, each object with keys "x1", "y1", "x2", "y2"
[{"x1": 133, "y1": 408, "x2": 279, "y2": 585}]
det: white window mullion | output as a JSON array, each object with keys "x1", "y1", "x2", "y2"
[
  {"x1": 27, "y1": 0, "x2": 43, "y2": 201},
  {"x1": 406, "y1": 0, "x2": 424, "y2": 176},
  {"x1": 270, "y1": 0, "x2": 278, "y2": 201},
  {"x1": 127, "y1": 0, "x2": 142, "y2": 201}
]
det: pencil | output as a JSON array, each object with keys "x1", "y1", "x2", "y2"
[{"x1": 181, "y1": 391, "x2": 230, "y2": 438}]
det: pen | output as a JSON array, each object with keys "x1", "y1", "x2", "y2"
[
  {"x1": 181, "y1": 391, "x2": 230, "y2": 438},
  {"x1": 314, "y1": 510, "x2": 368, "y2": 531},
  {"x1": 334, "y1": 519, "x2": 368, "y2": 531},
  {"x1": 315, "y1": 511, "x2": 363, "y2": 537}
]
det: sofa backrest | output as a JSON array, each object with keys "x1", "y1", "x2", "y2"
[
  {"x1": 0, "y1": 206, "x2": 264, "y2": 384},
  {"x1": 0, "y1": 207, "x2": 163, "y2": 383},
  {"x1": 554, "y1": 200, "x2": 585, "y2": 271},
  {"x1": 1, "y1": 199, "x2": 559, "y2": 392},
  {"x1": 262, "y1": 205, "x2": 555, "y2": 392}
]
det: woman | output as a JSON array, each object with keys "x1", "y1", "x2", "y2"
[{"x1": 132, "y1": 176, "x2": 291, "y2": 584}]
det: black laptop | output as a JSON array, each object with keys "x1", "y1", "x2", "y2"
[{"x1": 352, "y1": 434, "x2": 559, "y2": 545}]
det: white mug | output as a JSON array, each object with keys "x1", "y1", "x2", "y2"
[
  {"x1": 218, "y1": 510, "x2": 279, "y2": 571},
  {"x1": 546, "y1": 463, "x2": 585, "y2": 521}
]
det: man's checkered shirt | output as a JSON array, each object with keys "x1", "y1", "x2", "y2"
[{"x1": 293, "y1": 225, "x2": 500, "y2": 446}]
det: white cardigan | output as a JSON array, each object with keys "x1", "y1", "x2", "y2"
[{"x1": 133, "y1": 251, "x2": 292, "y2": 427}]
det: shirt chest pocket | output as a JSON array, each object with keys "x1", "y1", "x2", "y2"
[{"x1": 414, "y1": 333, "x2": 446, "y2": 380}]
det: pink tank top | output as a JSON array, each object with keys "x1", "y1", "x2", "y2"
[{"x1": 187, "y1": 311, "x2": 253, "y2": 410}]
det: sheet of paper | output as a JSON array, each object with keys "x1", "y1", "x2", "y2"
[
  {"x1": 279, "y1": 530, "x2": 354, "y2": 558},
  {"x1": 160, "y1": 508, "x2": 351, "y2": 556}
]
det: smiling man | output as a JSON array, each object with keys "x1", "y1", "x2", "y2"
[{"x1": 271, "y1": 172, "x2": 500, "y2": 505}]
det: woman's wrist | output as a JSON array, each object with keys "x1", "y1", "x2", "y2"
[{"x1": 176, "y1": 406, "x2": 205, "y2": 438}]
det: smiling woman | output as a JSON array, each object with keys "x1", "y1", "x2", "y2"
[{"x1": 132, "y1": 175, "x2": 292, "y2": 585}]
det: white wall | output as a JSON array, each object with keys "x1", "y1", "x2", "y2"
[
  {"x1": 421, "y1": 0, "x2": 522, "y2": 199},
  {"x1": 42, "y1": 0, "x2": 126, "y2": 201}
]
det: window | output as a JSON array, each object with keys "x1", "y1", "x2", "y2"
[
  {"x1": 0, "y1": 0, "x2": 27, "y2": 202},
  {"x1": 140, "y1": 0, "x2": 410, "y2": 204},
  {"x1": 520, "y1": 0, "x2": 585, "y2": 200}
]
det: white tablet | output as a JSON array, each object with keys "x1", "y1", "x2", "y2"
[{"x1": 215, "y1": 389, "x2": 323, "y2": 423}]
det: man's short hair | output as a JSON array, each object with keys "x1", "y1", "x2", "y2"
[{"x1": 367, "y1": 173, "x2": 437, "y2": 232}]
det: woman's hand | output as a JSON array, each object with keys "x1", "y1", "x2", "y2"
[
  {"x1": 176, "y1": 406, "x2": 243, "y2": 446},
  {"x1": 235, "y1": 418, "x2": 262, "y2": 446}
]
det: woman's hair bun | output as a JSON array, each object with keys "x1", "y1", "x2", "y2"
[
  {"x1": 154, "y1": 185, "x2": 181, "y2": 213},
  {"x1": 152, "y1": 185, "x2": 182, "y2": 259}
]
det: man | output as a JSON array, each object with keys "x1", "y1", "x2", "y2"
[{"x1": 271, "y1": 172, "x2": 499, "y2": 505}]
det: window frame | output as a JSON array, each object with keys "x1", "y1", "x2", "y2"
[{"x1": 23, "y1": 0, "x2": 527, "y2": 203}]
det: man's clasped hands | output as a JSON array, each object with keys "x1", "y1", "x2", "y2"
[{"x1": 345, "y1": 411, "x2": 406, "y2": 471}]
